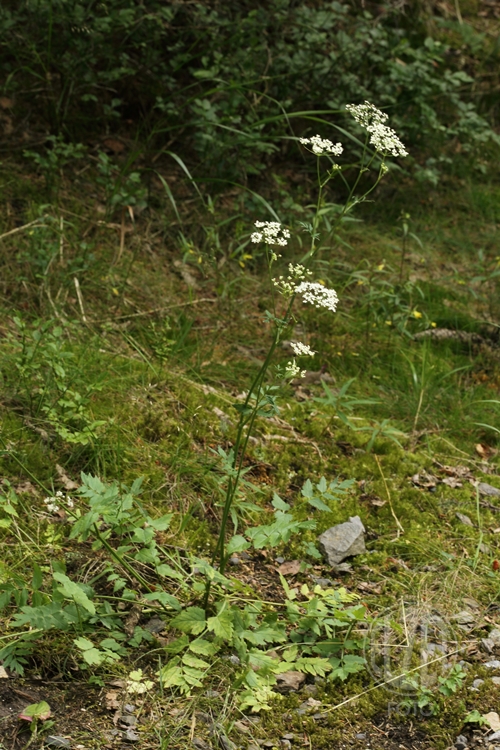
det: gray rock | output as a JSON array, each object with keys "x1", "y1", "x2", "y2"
[
  {"x1": 205, "y1": 690, "x2": 220, "y2": 698},
  {"x1": 318, "y1": 516, "x2": 366, "y2": 566},
  {"x1": 192, "y1": 739, "x2": 212, "y2": 750},
  {"x1": 280, "y1": 741, "x2": 292, "y2": 750},
  {"x1": 46, "y1": 738, "x2": 71, "y2": 749},
  {"x1": 228, "y1": 556, "x2": 240, "y2": 566},
  {"x1": 455, "y1": 735, "x2": 468, "y2": 750},
  {"x1": 456, "y1": 513, "x2": 473, "y2": 527},
  {"x1": 485, "y1": 660, "x2": 500, "y2": 669},
  {"x1": 120, "y1": 715, "x2": 137, "y2": 727},
  {"x1": 451, "y1": 611, "x2": 475, "y2": 625},
  {"x1": 492, "y1": 676, "x2": 500, "y2": 686},
  {"x1": 124, "y1": 704, "x2": 136, "y2": 713},
  {"x1": 144, "y1": 616, "x2": 166, "y2": 634},
  {"x1": 355, "y1": 733, "x2": 367, "y2": 740},
  {"x1": 482, "y1": 638, "x2": 495, "y2": 652},
  {"x1": 478, "y1": 482, "x2": 500, "y2": 498},
  {"x1": 123, "y1": 729, "x2": 140, "y2": 743},
  {"x1": 489, "y1": 629, "x2": 500, "y2": 646},
  {"x1": 472, "y1": 679, "x2": 485, "y2": 689},
  {"x1": 488, "y1": 732, "x2": 500, "y2": 742},
  {"x1": 333, "y1": 562, "x2": 353, "y2": 573}
]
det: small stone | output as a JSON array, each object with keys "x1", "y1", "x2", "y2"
[
  {"x1": 282, "y1": 734, "x2": 294, "y2": 741},
  {"x1": 46, "y1": 738, "x2": 71, "y2": 749},
  {"x1": 483, "y1": 639, "x2": 495, "y2": 653},
  {"x1": 281, "y1": 741, "x2": 292, "y2": 750},
  {"x1": 455, "y1": 735, "x2": 468, "y2": 750},
  {"x1": 276, "y1": 557, "x2": 285, "y2": 564},
  {"x1": 472, "y1": 679, "x2": 485, "y2": 689},
  {"x1": 144, "y1": 616, "x2": 166, "y2": 634},
  {"x1": 480, "y1": 543, "x2": 491, "y2": 554},
  {"x1": 486, "y1": 660, "x2": 500, "y2": 669},
  {"x1": 240, "y1": 551, "x2": 251, "y2": 561},
  {"x1": 124, "y1": 704, "x2": 136, "y2": 713},
  {"x1": 333, "y1": 562, "x2": 353, "y2": 573},
  {"x1": 489, "y1": 629, "x2": 500, "y2": 646},
  {"x1": 355, "y1": 733, "x2": 367, "y2": 740},
  {"x1": 229, "y1": 556, "x2": 240, "y2": 566},
  {"x1": 120, "y1": 715, "x2": 137, "y2": 727},
  {"x1": 492, "y1": 676, "x2": 500, "y2": 686},
  {"x1": 123, "y1": 729, "x2": 140, "y2": 743},
  {"x1": 318, "y1": 516, "x2": 366, "y2": 566},
  {"x1": 228, "y1": 654, "x2": 240, "y2": 665},
  {"x1": 456, "y1": 513, "x2": 473, "y2": 527},
  {"x1": 205, "y1": 690, "x2": 220, "y2": 699},
  {"x1": 276, "y1": 671, "x2": 306, "y2": 692},
  {"x1": 303, "y1": 684, "x2": 318, "y2": 696},
  {"x1": 478, "y1": 482, "x2": 500, "y2": 498},
  {"x1": 451, "y1": 611, "x2": 475, "y2": 625},
  {"x1": 192, "y1": 739, "x2": 212, "y2": 750},
  {"x1": 488, "y1": 732, "x2": 500, "y2": 742}
]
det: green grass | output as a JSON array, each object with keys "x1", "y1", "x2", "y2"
[{"x1": 0, "y1": 156, "x2": 500, "y2": 748}]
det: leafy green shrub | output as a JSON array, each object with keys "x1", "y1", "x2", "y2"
[{"x1": 1, "y1": 1, "x2": 498, "y2": 181}]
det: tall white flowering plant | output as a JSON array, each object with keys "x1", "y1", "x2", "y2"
[{"x1": 209, "y1": 102, "x2": 408, "y2": 591}]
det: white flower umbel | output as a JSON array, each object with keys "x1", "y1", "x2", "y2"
[
  {"x1": 300, "y1": 135, "x2": 343, "y2": 157},
  {"x1": 44, "y1": 497, "x2": 60, "y2": 513},
  {"x1": 251, "y1": 221, "x2": 291, "y2": 246},
  {"x1": 345, "y1": 102, "x2": 388, "y2": 128},
  {"x1": 346, "y1": 101, "x2": 408, "y2": 158},
  {"x1": 295, "y1": 281, "x2": 339, "y2": 313},
  {"x1": 285, "y1": 360, "x2": 306, "y2": 379},
  {"x1": 290, "y1": 341, "x2": 315, "y2": 357}
]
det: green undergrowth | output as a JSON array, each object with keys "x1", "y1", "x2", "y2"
[{"x1": 0, "y1": 159, "x2": 500, "y2": 748}]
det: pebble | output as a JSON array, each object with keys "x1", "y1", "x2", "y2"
[
  {"x1": 485, "y1": 660, "x2": 500, "y2": 669},
  {"x1": 124, "y1": 704, "x2": 136, "y2": 713},
  {"x1": 483, "y1": 638, "x2": 495, "y2": 653},
  {"x1": 317, "y1": 516, "x2": 366, "y2": 566},
  {"x1": 228, "y1": 556, "x2": 240, "y2": 566},
  {"x1": 46, "y1": 738, "x2": 71, "y2": 749},
  {"x1": 455, "y1": 735, "x2": 468, "y2": 750},
  {"x1": 276, "y1": 557, "x2": 285, "y2": 564},
  {"x1": 123, "y1": 729, "x2": 140, "y2": 743},
  {"x1": 472, "y1": 679, "x2": 485, "y2": 689},
  {"x1": 280, "y1": 741, "x2": 292, "y2": 749},
  {"x1": 120, "y1": 715, "x2": 137, "y2": 727},
  {"x1": 490, "y1": 629, "x2": 500, "y2": 646},
  {"x1": 488, "y1": 732, "x2": 500, "y2": 742},
  {"x1": 452, "y1": 611, "x2": 475, "y2": 625},
  {"x1": 355, "y1": 733, "x2": 366, "y2": 740},
  {"x1": 492, "y1": 677, "x2": 500, "y2": 686}
]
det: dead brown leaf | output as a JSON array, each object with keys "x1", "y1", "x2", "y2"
[
  {"x1": 276, "y1": 671, "x2": 306, "y2": 691},
  {"x1": 411, "y1": 471, "x2": 437, "y2": 489},
  {"x1": 104, "y1": 690, "x2": 121, "y2": 710},
  {"x1": 277, "y1": 560, "x2": 301, "y2": 576},
  {"x1": 55, "y1": 464, "x2": 79, "y2": 491}
]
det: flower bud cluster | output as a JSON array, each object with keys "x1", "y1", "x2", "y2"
[
  {"x1": 299, "y1": 135, "x2": 343, "y2": 156},
  {"x1": 273, "y1": 265, "x2": 312, "y2": 296},
  {"x1": 290, "y1": 341, "x2": 315, "y2": 357},
  {"x1": 285, "y1": 360, "x2": 306, "y2": 379}
]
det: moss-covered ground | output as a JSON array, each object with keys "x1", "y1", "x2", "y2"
[{"x1": 0, "y1": 152, "x2": 499, "y2": 750}]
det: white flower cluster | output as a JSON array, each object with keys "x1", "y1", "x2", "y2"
[
  {"x1": 251, "y1": 221, "x2": 290, "y2": 246},
  {"x1": 43, "y1": 490, "x2": 74, "y2": 514},
  {"x1": 299, "y1": 135, "x2": 343, "y2": 156},
  {"x1": 285, "y1": 360, "x2": 306, "y2": 379},
  {"x1": 290, "y1": 341, "x2": 315, "y2": 357},
  {"x1": 295, "y1": 281, "x2": 339, "y2": 312},
  {"x1": 345, "y1": 101, "x2": 408, "y2": 158}
]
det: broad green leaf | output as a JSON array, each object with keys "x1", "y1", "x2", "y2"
[
  {"x1": 158, "y1": 664, "x2": 186, "y2": 689},
  {"x1": 207, "y1": 609, "x2": 233, "y2": 640},
  {"x1": 74, "y1": 637, "x2": 94, "y2": 651},
  {"x1": 18, "y1": 701, "x2": 51, "y2": 721},
  {"x1": 170, "y1": 606, "x2": 206, "y2": 635},
  {"x1": 189, "y1": 638, "x2": 219, "y2": 656},
  {"x1": 301, "y1": 479, "x2": 314, "y2": 499},
  {"x1": 143, "y1": 591, "x2": 181, "y2": 610},
  {"x1": 307, "y1": 496, "x2": 331, "y2": 513},
  {"x1": 272, "y1": 494, "x2": 290, "y2": 511},
  {"x1": 182, "y1": 653, "x2": 210, "y2": 669},
  {"x1": 164, "y1": 635, "x2": 189, "y2": 654},
  {"x1": 53, "y1": 572, "x2": 95, "y2": 614},
  {"x1": 148, "y1": 513, "x2": 173, "y2": 531},
  {"x1": 226, "y1": 535, "x2": 250, "y2": 555},
  {"x1": 11, "y1": 602, "x2": 74, "y2": 630}
]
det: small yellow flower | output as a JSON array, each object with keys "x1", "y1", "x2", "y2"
[
  {"x1": 385, "y1": 320, "x2": 392, "y2": 326},
  {"x1": 412, "y1": 310, "x2": 423, "y2": 319},
  {"x1": 431, "y1": 321, "x2": 437, "y2": 328},
  {"x1": 376, "y1": 263, "x2": 385, "y2": 271}
]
